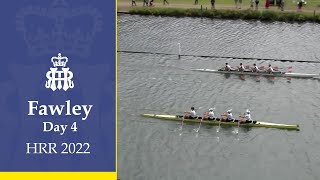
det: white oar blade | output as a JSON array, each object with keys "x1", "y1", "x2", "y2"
[{"x1": 232, "y1": 129, "x2": 238, "y2": 134}]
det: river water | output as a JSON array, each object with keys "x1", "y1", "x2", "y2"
[{"x1": 118, "y1": 14, "x2": 320, "y2": 180}]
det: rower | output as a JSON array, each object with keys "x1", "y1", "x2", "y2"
[
  {"x1": 203, "y1": 108, "x2": 215, "y2": 121},
  {"x1": 184, "y1": 107, "x2": 196, "y2": 119},
  {"x1": 224, "y1": 63, "x2": 232, "y2": 71},
  {"x1": 221, "y1": 109, "x2": 234, "y2": 121},
  {"x1": 238, "y1": 63, "x2": 245, "y2": 72},
  {"x1": 239, "y1": 109, "x2": 252, "y2": 123},
  {"x1": 251, "y1": 63, "x2": 260, "y2": 72},
  {"x1": 266, "y1": 64, "x2": 274, "y2": 74}
]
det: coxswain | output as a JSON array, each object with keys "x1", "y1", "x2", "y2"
[
  {"x1": 238, "y1": 63, "x2": 245, "y2": 71},
  {"x1": 266, "y1": 64, "x2": 274, "y2": 74},
  {"x1": 184, "y1": 107, "x2": 197, "y2": 119},
  {"x1": 203, "y1": 108, "x2": 215, "y2": 121},
  {"x1": 251, "y1": 63, "x2": 260, "y2": 72}
]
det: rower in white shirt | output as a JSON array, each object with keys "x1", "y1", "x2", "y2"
[
  {"x1": 203, "y1": 108, "x2": 215, "y2": 121},
  {"x1": 184, "y1": 107, "x2": 197, "y2": 119},
  {"x1": 224, "y1": 63, "x2": 233, "y2": 71},
  {"x1": 251, "y1": 64, "x2": 260, "y2": 72},
  {"x1": 239, "y1": 109, "x2": 254, "y2": 124},
  {"x1": 238, "y1": 63, "x2": 245, "y2": 72},
  {"x1": 266, "y1": 64, "x2": 274, "y2": 74},
  {"x1": 221, "y1": 109, "x2": 234, "y2": 121}
]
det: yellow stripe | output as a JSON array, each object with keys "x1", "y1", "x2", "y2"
[
  {"x1": 0, "y1": 172, "x2": 116, "y2": 179},
  {"x1": 0, "y1": 2, "x2": 119, "y2": 179}
]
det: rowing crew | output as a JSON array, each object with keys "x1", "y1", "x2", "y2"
[
  {"x1": 184, "y1": 107, "x2": 253, "y2": 123},
  {"x1": 224, "y1": 63, "x2": 275, "y2": 74}
]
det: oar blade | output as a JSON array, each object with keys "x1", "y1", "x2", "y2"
[
  {"x1": 269, "y1": 76, "x2": 275, "y2": 81},
  {"x1": 255, "y1": 75, "x2": 261, "y2": 81},
  {"x1": 286, "y1": 69, "x2": 292, "y2": 82}
]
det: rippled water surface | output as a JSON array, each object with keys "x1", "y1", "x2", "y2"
[{"x1": 118, "y1": 14, "x2": 320, "y2": 180}]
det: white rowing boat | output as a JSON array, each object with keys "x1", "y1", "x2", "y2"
[{"x1": 191, "y1": 69, "x2": 320, "y2": 78}]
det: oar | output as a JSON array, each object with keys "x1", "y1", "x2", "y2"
[
  {"x1": 286, "y1": 67, "x2": 292, "y2": 82},
  {"x1": 194, "y1": 107, "x2": 206, "y2": 132},
  {"x1": 273, "y1": 66, "x2": 293, "y2": 70},
  {"x1": 194, "y1": 118, "x2": 202, "y2": 133},
  {"x1": 235, "y1": 114, "x2": 243, "y2": 134},
  {"x1": 268, "y1": 76, "x2": 275, "y2": 81},
  {"x1": 274, "y1": 66, "x2": 293, "y2": 81},
  {"x1": 253, "y1": 66, "x2": 264, "y2": 81},
  {"x1": 237, "y1": 119, "x2": 240, "y2": 134},
  {"x1": 180, "y1": 107, "x2": 202, "y2": 131},
  {"x1": 179, "y1": 116, "x2": 185, "y2": 130},
  {"x1": 217, "y1": 115, "x2": 224, "y2": 133},
  {"x1": 216, "y1": 118, "x2": 222, "y2": 132},
  {"x1": 240, "y1": 74, "x2": 245, "y2": 80},
  {"x1": 177, "y1": 43, "x2": 181, "y2": 59},
  {"x1": 255, "y1": 75, "x2": 261, "y2": 81},
  {"x1": 236, "y1": 67, "x2": 246, "y2": 80}
]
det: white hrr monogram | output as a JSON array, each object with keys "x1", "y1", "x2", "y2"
[{"x1": 45, "y1": 53, "x2": 74, "y2": 91}]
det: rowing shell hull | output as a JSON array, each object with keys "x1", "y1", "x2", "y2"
[
  {"x1": 191, "y1": 69, "x2": 319, "y2": 78},
  {"x1": 142, "y1": 114, "x2": 300, "y2": 130}
]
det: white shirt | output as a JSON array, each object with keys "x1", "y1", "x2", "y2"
[
  {"x1": 253, "y1": 66, "x2": 259, "y2": 72},
  {"x1": 245, "y1": 113, "x2": 251, "y2": 120},
  {"x1": 190, "y1": 110, "x2": 196, "y2": 118},
  {"x1": 268, "y1": 66, "x2": 274, "y2": 72},
  {"x1": 208, "y1": 111, "x2": 214, "y2": 119},
  {"x1": 227, "y1": 113, "x2": 233, "y2": 120},
  {"x1": 239, "y1": 65, "x2": 245, "y2": 70},
  {"x1": 226, "y1": 65, "x2": 231, "y2": 70}
]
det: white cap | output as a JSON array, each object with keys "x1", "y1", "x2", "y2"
[
  {"x1": 227, "y1": 109, "x2": 232, "y2": 113},
  {"x1": 246, "y1": 109, "x2": 250, "y2": 113},
  {"x1": 209, "y1": 108, "x2": 214, "y2": 111}
]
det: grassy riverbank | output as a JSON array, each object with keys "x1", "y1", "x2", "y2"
[
  {"x1": 128, "y1": 7, "x2": 320, "y2": 23},
  {"x1": 119, "y1": 0, "x2": 320, "y2": 11}
]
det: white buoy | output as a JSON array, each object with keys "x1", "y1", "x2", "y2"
[{"x1": 178, "y1": 43, "x2": 181, "y2": 59}]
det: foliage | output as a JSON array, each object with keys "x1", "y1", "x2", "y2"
[{"x1": 128, "y1": 7, "x2": 319, "y2": 23}]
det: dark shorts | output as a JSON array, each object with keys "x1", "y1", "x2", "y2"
[
  {"x1": 187, "y1": 116, "x2": 196, "y2": 119},
  {"x1": 226, "y1": 119, "x2": 234, "y2": 122},
  {"x1": 208, "y1": 117, "x2": 215, "y2": 121}
]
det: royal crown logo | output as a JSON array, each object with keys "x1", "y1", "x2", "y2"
[
  {"x1": 16, "y1": 0, "x2": 103, "y2": 57},
  {"x1": 45, "y1": 53, "x2": 74, "y2": 91}
]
